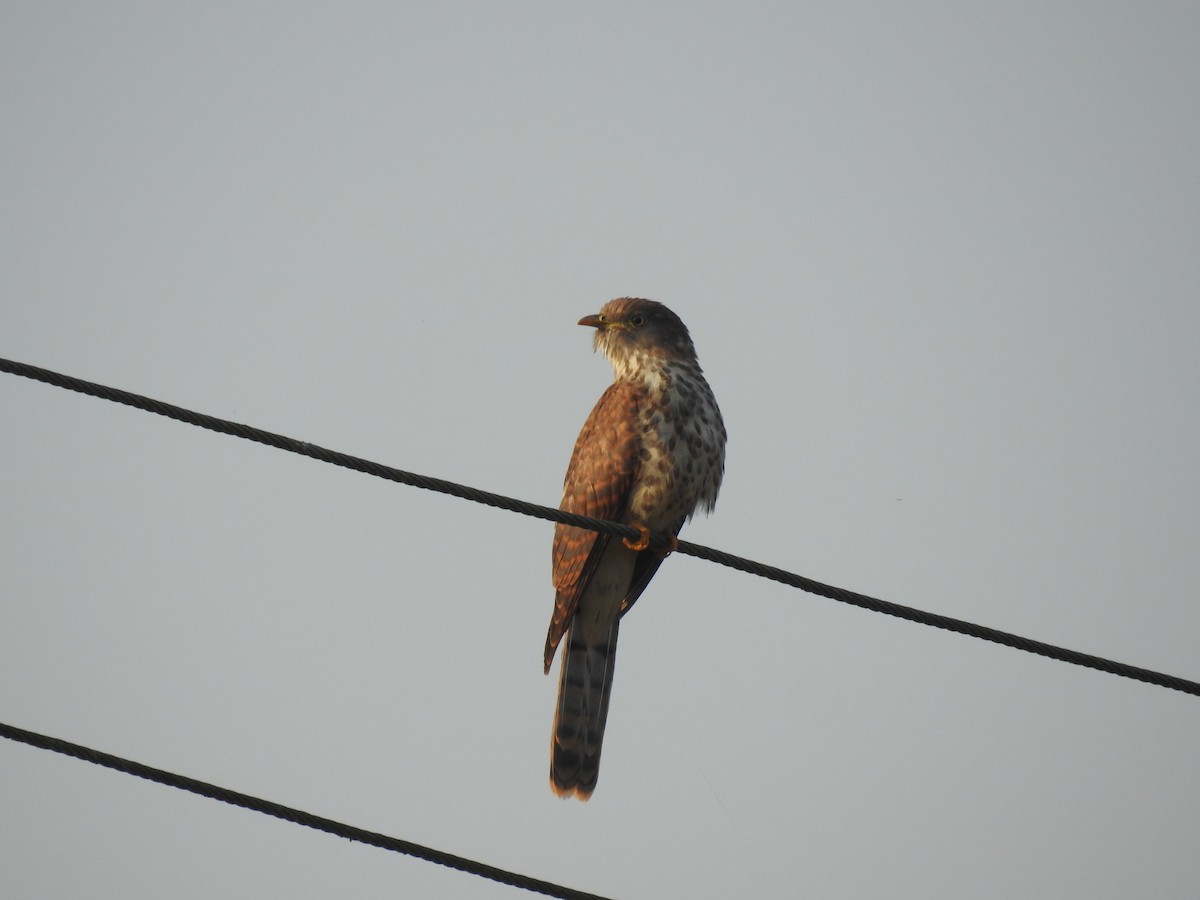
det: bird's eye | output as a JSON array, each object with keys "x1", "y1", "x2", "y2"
[{"x1": 629, "y1": 314, "x2": 647, "y2": 328}]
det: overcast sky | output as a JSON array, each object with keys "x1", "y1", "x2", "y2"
[{"x1": 3, "y1": 3, "x2": 1199, "y2": 898}]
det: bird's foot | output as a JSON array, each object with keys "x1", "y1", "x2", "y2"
[
  {"x1": 622, "y1": 525, "x2": 677, "y2": 558},
  {"x1": 622, "y1": 524, "x2": 652, "y2": 552}
]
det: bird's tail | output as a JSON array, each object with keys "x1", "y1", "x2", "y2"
[{"x1": 550, "y1": 619, "x2": 619, "y2": 800}]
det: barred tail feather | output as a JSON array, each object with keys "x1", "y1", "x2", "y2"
[{"x1": 550, "y1": 620, "x2": 619, "y2": 800}]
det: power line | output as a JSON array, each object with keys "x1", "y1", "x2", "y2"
[
  {"x1": 0, "y1": 721, "x2": 610, "y2": 900},
  {"x1": 3, "y1": 355, "x2": 1198, "y2": 896},
  {"x1": 3, "y1": 354, "x2": 1197, "y2": 699}
]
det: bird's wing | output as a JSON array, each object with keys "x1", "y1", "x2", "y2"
[{"x1": 544, "y1": 380, "x2": 645, "y2": 673}]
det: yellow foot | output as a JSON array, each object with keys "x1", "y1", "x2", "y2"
[
  {"x1": 622, "y1": 526, "x2": 678, "y2": 557},
  {"x1": 622, "y1": 524, "x2": 651, "y2": 552}
]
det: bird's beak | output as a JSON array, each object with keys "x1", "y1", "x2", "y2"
[{"x1": 578, "y1": 314, "x2": 604, "y2": 328}]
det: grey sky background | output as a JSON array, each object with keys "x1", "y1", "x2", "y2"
[{"x1": 3, "y1": 3, "x2": 1199, "y2": 898}]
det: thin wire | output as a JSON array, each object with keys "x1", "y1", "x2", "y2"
[
  {"x1": 3, "y1": 355, "x2": 1198, "y2": 697},
  {"x1": 0, "y1": 721, "x2": 611, "y2": 900}
]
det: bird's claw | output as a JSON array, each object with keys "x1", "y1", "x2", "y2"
[
  {"x1": 622, "y1": 525, "x2": 652, "y2": 552},
  {"x1": 622, "y1": 526, "x2": 677, "y2": 558}
]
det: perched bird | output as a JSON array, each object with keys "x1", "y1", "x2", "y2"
[{"x1": 545, "y1": 298, "x2": 726, "y2": 800}]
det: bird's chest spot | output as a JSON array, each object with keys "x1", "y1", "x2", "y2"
[{"x1": 627, "y1": 369, "x2": 725, "y2": 528}]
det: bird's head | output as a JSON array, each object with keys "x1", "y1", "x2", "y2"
[{"x1": 579, "y1": 298, "x2": 697, "y2": 377}]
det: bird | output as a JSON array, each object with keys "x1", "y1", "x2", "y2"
[{"x1": 545, "y1": 297, "x2": 726, "y2": 800}]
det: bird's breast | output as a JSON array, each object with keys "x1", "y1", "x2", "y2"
[{"x1": 627, "y1": 365, "x2": 726, "y2": 529}]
